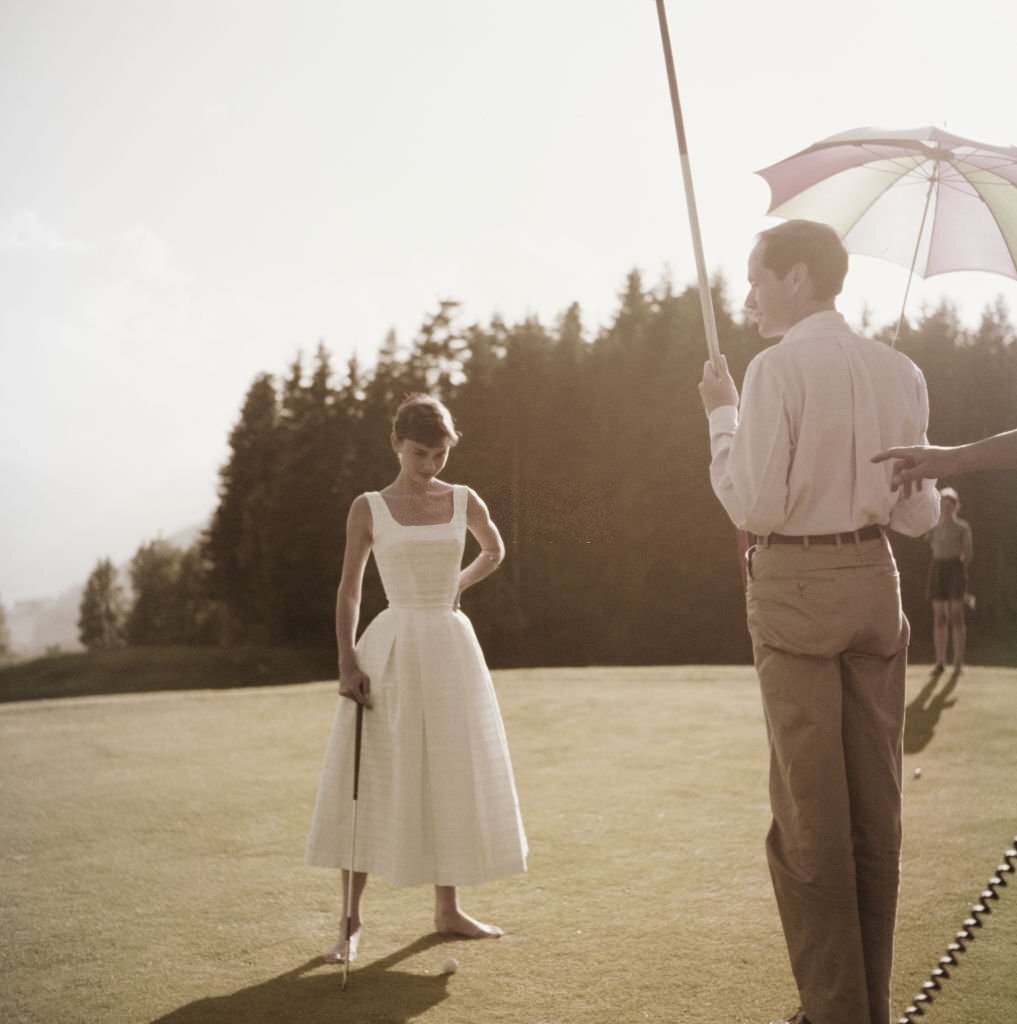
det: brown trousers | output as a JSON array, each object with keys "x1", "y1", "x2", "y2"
[{"x1": 746, "y1": 536, "x2": 909, "y2": 1024}]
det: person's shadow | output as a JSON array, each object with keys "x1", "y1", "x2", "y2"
[
  {"x1": 903, "y1": 669, "x2": 960, "y2": 754},
  {"x1": 150, "y1": 934, "x2": 455, "y2": 1024}
]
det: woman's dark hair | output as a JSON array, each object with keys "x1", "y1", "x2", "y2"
[
  {"x1": 392, "y1": 393, "x2": 461, "y2": 447},
  {"x1": 757, "y1": 219, "x2": 849, "y2": 300}
]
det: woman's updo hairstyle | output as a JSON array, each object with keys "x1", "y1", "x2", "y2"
[{"x1": 392, "y1": 393, "x2": 461, "y2": 448}]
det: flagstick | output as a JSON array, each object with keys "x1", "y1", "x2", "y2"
[
  {"x1": 892, "y1": 163, "x2": 939, "y2": 347},
  {"x1": 655, "y1": 1, "x2": 746, "y2": 587},
  {"x1": 654, "y1": 0, "x2": 721, "y2": 369}
]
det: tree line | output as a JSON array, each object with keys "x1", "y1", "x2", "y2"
[
  {"x1": 78, "y1": 273, "x2": 1017, "y2": 665},
  {"x1": 0, "y1": 598, "x2": 11, "y2": 659}
]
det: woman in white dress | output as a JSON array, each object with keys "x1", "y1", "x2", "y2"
[{"x1": 306, "y1": 394, "x2": 527, "y2": 962}]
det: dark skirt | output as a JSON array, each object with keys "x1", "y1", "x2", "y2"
[{"x1": 928, "y1": 558, "x2": 967, "y2": 601}]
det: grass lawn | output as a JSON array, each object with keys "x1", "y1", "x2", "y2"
[{"x1": 2, "y1": 666, "x2": 1015, "y2": 1024}]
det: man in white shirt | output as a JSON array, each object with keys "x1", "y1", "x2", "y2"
[{"x1": 699, "y1": 219, "x2": 940, "y2": 1024}]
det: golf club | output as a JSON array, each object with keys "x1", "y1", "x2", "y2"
[{"x1": 342, "y1": 701, "x2": 365, "y2": 991}]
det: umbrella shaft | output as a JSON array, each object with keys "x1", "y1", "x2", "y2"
[{"x1": 894, "y1": 166, "x2": 939, "y2": 346}]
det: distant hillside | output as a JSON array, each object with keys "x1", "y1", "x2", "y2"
[
  {"x1": 6, "y1": 521, "x2": 206, "y2": 657},
  {"x1": 8, "y1": 587, "x2": 85, "y2": 656}
]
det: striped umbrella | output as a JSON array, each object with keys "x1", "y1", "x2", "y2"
[{"x1": 756, "y1": 126, "x2": 1017, "y2": 340}]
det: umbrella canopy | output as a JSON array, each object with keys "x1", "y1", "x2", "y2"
[{"x1": 757, "y1": 126, "x2": 1017, "y2": 281}]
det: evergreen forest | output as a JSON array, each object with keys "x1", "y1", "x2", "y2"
[{"x1": 80, "y1": 272, "x2": 1017, "y2": 667}]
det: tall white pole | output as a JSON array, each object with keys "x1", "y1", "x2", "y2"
[{"x1": 655, "y1": 0, "x2": 722, "y2": 369}]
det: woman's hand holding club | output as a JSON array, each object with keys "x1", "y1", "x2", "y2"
[{"x1": 339, "y1": 663, "x2": 372, "y2": 706}]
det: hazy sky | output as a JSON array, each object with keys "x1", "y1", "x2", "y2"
[{"x1": 3, "y1": 0, "x2": 1016, "y2": 605}]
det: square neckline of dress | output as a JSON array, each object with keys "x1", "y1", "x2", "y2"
[{"x1": 375, "y1": 487, "x2": 457, "y2": 528}]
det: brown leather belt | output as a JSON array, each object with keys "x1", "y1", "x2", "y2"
[{"x1": 751, "y1": 524, "x2": 885, "y2": 547}]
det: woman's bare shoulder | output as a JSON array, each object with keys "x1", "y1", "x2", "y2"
[{"x1": 348, "y1": 493, "x2": 374, "y2": 524}]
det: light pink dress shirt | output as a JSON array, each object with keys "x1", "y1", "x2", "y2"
[{"x1": 708, "y1": 310, "x2": 940, "y2": 538}]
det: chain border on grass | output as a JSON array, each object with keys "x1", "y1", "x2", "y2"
[{"x1": 897, "y1": 833, "x2": 1016, "y2": 1022}]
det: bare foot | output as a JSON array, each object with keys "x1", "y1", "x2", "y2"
[
  {"x1": 323, "y1": 924, "x2": 362, "y2": 963},
  {"x1": 434, "y1": 909, "x2": 503, "y2": 939}
]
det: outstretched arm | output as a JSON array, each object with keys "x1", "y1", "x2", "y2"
[
  {"x1": 336, "y1": 495, "x2": 373, "y2": 705},
  {"x1": 456, "y1": 488, "x2": 505, "y2": 608},
  {"x1": 872, "y1": 429, "x2": 1017, "y2": 491}
]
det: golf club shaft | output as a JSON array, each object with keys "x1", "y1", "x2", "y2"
[
  {"x1": 342, "y1": 701, "x2": 366, "y2": 989},
  {"x1": 654, "y1": 0, "x2": 722, "y2": 369}
]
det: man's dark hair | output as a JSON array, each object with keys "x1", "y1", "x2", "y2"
[{"x1": 756, "y1": 219, "x2": 849, "y2": 301}]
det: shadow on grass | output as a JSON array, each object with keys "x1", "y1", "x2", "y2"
[
  {"x1": 904, "y1": 669, "x2": 960, "y2": 754},
  {"x1": 150, "y1": 934, "x2": 455, "y2": 1024}
]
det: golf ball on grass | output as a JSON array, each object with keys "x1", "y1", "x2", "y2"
[{"x1": 440, "y1": 957, "x2": 459, "y2": 975}]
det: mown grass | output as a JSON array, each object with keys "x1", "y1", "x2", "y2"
[{"x1": 1, "y1": 666, "x2": 1014, "y2": 1024}]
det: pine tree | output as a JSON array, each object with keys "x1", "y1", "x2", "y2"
[
  {"x1": 78, "y1": 558, "x2": 125, "y2": 650},
  {"x1": 204, "y1": 374, "x2": 279, "y2": 640},
  {"x1": 407, "y1": 299, "x2": 465, "y2": 397},
  {"x1": 125, "y1": 541, "x2": 181, "y2": 645},
  {"x1": 263, "y1": 345, "x2": 351, "y2": 645},
  {"x1": 173, "y1": 544, "x2": 220, "y2": 644},
  {"x1": 351, "y1": 329, "x2": 407, "y2": 489}
]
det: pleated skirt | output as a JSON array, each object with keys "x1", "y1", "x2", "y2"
[{"x1": 305, "y1": 607, "x2": 528, "y2": 887}]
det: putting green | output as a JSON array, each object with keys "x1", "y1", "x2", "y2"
[{"x1": 2, "y1": 666, "x2": 1014, "y2": 1023}]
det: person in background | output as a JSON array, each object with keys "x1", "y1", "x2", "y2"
[{"x1": 925, "y1": 486, "x2": 973, "y2": 676}]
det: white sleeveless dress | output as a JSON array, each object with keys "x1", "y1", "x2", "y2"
[{"x1": 305, "y1": 485, "x2": 528, "y2": 887}]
